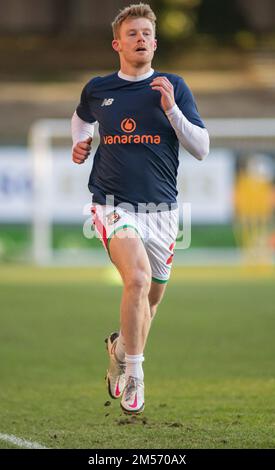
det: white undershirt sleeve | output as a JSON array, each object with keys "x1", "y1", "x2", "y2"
[
  {"x1": 71, "y1": 111, "x2": 95, "y2": 146},
  {"x1": 71, "y1": 106, "x2": 209, "y2": 160},
  {"x1": 165, "y1": 104, "x2": 209, "y2": 161}
]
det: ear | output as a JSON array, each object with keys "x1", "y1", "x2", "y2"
[
  {"x1": 112, "y1": 39, "x2": 121, "y2": 52},
  {"x1": 153, "y1": 38, "x2": 157, "y2": 51}
]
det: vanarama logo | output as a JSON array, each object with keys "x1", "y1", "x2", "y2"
[
  {"x1": 121, "y1": 118, "x2": 136, "y2": 133},
  {"x1": 103, "y1": 118, "x2": 161, "y2": 145}
]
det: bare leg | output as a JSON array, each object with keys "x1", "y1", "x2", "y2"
[
  {"x1": 148, "y1": 281, "x2": 167, "y2": 319},
  {"x1": 109, "y1": 229, "x2": 151, "y2": 355}
]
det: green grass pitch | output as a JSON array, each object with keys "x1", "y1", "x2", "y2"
[{"x1": 0, "y1": 265, "x2": 275, "y2": 449}]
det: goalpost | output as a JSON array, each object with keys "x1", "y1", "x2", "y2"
[
  {"x1": 29, "y1": 118, "x2": 275, "y2": 266},
  {"x1": 30, "y1": 119, "x2": 73, "y2": 265}
]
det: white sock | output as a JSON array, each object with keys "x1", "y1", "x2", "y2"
[
  {"x1": 125, "y1": 353, "x2": 144, "y2": 381},
  {"x1": 115, "y1": 332, "x2": 126, "y2": 363}
]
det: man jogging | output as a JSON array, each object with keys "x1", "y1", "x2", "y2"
[{"x1": 72, "y1": 3, "x2": 209, "y2": 415}]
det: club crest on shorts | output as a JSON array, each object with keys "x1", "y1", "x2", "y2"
[{"x1": 107, "y1": 210, "x2": 121, "y2": 225}]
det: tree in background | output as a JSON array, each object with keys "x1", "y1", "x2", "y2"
[
  {"x1": 152, "y1": 0, "x2": 275, "y2": 53},
  {"x1": 197, "y1": 0, "x2": 245, "y2": 39},
  {"x1": 150, "y1": 0, "x2": 202, "y2": 61},
  {"x1": 156, "y1": 0, "x2": 201, "y2": 41}
]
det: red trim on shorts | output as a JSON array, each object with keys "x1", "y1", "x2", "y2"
[
  {"x1": 166, "y1": 242, "x2": 176, "y2": 265},
  {"x1": 91, "y1": 206, "x2": 108, "y2": 250}
]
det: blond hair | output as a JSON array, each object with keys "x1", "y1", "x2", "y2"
[{"x1": 112, "y1": 3, "x2": 156, "y2": 39}]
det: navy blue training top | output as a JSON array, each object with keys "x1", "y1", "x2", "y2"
[{"x1": 76, "y1": 71, "x2": 205, "y2": 208}]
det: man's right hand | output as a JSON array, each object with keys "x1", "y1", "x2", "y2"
[{"x1": 72, "y1": 137, "x2": 93, "y2": 164}]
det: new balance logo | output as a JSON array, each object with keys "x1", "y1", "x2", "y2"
[{"x1": 101, "y1": 98, "x2": 114, "y2": 107}]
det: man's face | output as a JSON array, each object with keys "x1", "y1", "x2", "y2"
[{"x1": 112, "y1": 18, "x2": 157, "y2": 66}]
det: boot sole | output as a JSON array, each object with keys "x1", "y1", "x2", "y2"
[{"x1": 120, "y1": 402, "x2": 145, "y2": 415}]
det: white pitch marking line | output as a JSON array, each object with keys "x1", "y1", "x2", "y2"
[{"x1": 0, "y1": 433, "x2": 48, "y2": 449}]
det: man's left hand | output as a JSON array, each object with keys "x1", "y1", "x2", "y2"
[{"x1": 150, "y1": 76, "x2": 175, "y2": 112}]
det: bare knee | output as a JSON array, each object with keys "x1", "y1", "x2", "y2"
[{"x1": 125, "y1": 269, "x2": 151, "y2": 296}]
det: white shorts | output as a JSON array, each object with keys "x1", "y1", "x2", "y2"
[{"x1": 91, "y1": 204, "x2": 179, "y2": 283}]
